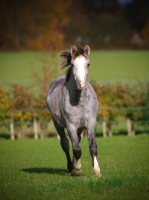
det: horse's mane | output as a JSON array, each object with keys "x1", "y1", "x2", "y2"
[{"x1": 58, "y1": 44, "x2": 86, "y2": 86}]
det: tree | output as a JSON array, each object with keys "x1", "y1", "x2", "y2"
[
  {"x1": 142, "y1": 20, "x2": 149, "y2": 45},
  {"x1": 0, "y1": 0, "x2": 72, "y2": 50},
  {"x1": 125, "y1": 0, "x2": 149, "y2": 31}
]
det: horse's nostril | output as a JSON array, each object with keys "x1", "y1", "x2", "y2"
[
  {"x1": 80, "y1": 81, "x2": 85, "y2": 88},
  {"x1": 76, "y1": 80, "x2": 85, "y2": 89}
]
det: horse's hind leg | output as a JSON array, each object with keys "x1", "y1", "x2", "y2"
[{"x1": 53, "y1": 120, "x2": 73, "y2": 173}]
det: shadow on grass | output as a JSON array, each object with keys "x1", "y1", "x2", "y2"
[{"x1": 21, "y1": 167, "x2": 68, "y2": 176}]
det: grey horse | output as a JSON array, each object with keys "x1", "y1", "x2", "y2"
[{"x1": 46, "y1": 44, "x2": 101, "y2": 176}]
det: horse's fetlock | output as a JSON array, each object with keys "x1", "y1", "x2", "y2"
[{"x1": 73, "y1": 148, "x2": 81, "y2": 160}]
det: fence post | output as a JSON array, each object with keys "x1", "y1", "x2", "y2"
[
  {"x1": 33, "y1": 117, "x2": 38, "y2": 140},
  {"x1": 10, "y1": 115, "x2": 15, "y2": 140},
  {"x1": 127, "y1": 118, "x2": 132, "y2": 136},
  {"x1": 102, "y1": 120, "x2": 107, "y2": 138}
]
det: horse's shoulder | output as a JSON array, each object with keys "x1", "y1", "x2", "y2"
[{"x1": 86, "y1": 83, "x2": 97, "y2": 97}]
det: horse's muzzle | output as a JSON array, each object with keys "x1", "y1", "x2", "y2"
[{"x1": 77, "y1": 80, "x2": 85, "y2": 90}]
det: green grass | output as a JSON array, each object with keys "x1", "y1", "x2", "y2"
[
  {"x1": 90, "y1": 50, "x2": 149, "y2": 82},
  {"x1": 0, "y1": 135, "x2": 149, "y2": 200},
  {"x1": 0, "y1": 50, "x2": 149, "y2": 83}
]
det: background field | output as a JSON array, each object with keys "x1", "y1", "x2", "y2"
[
  {"x1": 0, "y1": 135, "x2": 149, "y2": 200},
  {"x1": 0, "y1": 50, "x2": 149, "y2": 83},
  {"x1": 0, "y1": 51, "x2": 149, "y2": 199}
]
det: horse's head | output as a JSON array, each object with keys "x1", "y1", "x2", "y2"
[{"x1": 70, "y1": 45, "x2": 90, "y2": 90}]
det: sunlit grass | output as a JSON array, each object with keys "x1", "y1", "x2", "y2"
[{"x1": 0, "y1": 135, "x2": 149, "y2": 200}]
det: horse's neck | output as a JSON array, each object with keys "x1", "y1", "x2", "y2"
[
  {"x1": 66, "y1": 72, "x2": 87, "y2": 104},
  {"x1": 67, "y1": 73, "x2": 81, "y2": 98}
]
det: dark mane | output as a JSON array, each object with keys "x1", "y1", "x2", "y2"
[
  {"x1": 58, "y1": 44, "x2": 86, "y2": 86},
  {"x1": 58, "y1": 49, "x2": 71, "y2": 70},
  {"x1": 62, "y1": 67, "x2": 72, "y2": 86}
]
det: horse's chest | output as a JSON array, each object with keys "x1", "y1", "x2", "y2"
[{"x1": 63, "y1": 98, "x2": 92, "y2": 125}]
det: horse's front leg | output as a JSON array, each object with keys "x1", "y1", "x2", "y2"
[
  {"x1": 87, "y1": 124, "x2": 101, "y2": 177},
  {"x1": 67, "y1": 124, "x2": 82, "y2": 176}
]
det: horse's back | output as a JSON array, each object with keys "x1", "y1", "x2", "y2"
[{"x1": 48, "y1": 75, "x2": 65, "y2": 94}]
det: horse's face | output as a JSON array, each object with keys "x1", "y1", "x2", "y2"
[{"x1": 71, "y1": 45, "x2": 90, "y2": 90}]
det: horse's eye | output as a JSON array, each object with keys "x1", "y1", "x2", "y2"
[
  {"x1": 71, "y1": 64, "x2": 74, "y2": 67},
  {"x1": 87, "y1": 63, "x2": 90, "y2": 67}
]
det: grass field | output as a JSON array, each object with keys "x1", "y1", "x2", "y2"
[
  {"x1": 0, "y1": 50, "x2": 149, "y2": 83},
  {"x1": 0, "y1": 135, "x2": 149, "y2": 200}
]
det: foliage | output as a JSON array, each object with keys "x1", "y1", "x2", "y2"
[
  {"x1": 92, "y1": 82, "x2": 119, "y2": 121},
  {"x1": 142, "y1": 20, "x2": 149, "y2": 44},
  {"x1": 0, "y1": 81, "x2": 147, "y2": 128},
  {"x1": 125, "y1": 0, "x2": 149, "y2": 31},
  {"x1": 10, "y1": 84, "x2": 34, "y2": 123},
  {"x1": 1, "y1": 0, "x2": 149, "y2": 50},
  {"x1": 91, "y1": 82, "x2": 147, "y2": 122},
  {"x1": 0, "y1": 86, "x2": 11, "y2": 124},
  {"x1": 117, "y1": 84, "x2": 147, "y2": 121},
  {"x1": 0, "y1": 0, "x2": 72, "y2": 50}
]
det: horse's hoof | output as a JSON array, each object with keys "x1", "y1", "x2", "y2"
[
  {"x1": 93, "y1": 168, "x2": 102, "y2": 178},
  {"x1": 69, "y1": 168, "x2": 82, "y2": 176},
  {"x1": 96, "y1": 173, "x2": 102, "y2": 178}
]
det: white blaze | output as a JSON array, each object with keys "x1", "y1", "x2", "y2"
[{"x1": 74, "y1": 56, "x2": 87, "y2": 85}]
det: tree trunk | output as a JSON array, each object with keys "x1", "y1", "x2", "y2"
[
  {"x1": 102, "y1": 120, "x2": 107, "y2": 138},
  {"x1": 33, "y1": 117, "x2": 38, "y2": 140}
]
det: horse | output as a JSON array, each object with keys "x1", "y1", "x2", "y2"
[{"x1": 46, "y1": 44, "x2": 101, "y2": 177}]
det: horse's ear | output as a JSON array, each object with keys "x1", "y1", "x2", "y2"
[
  {"x1": 84, "y1": 45, "x2": 90, "y2": 56},
  {"x1": 70, "y1": 45, "x2": 77, "y2": 57}
]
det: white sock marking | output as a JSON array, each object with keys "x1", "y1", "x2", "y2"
[
  {"x1": 74, "y1": 158, "x2": 81, "y2": 170},
  {"x1": 93, "y1": 156, "x2": 100, "y2": 174}
]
